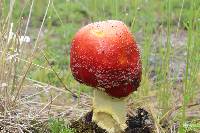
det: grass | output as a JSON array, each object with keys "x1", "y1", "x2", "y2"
[
  {"x1": 0, "y1": 0, "x2": 200, "y2": 132},
  {"x1": 48, "y1": 118, "x2": 76, "y2": 133}
]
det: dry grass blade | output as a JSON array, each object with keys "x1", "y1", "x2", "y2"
[
  {"x1": 38, "y1": 92, "x2": 62, "y2": 114},
  {"x1": 13, "y1": 0, "x2": 51, "y2": 104},
  {"x1": 160, "y1": 101, "x2": 200, "y2": 124},
  {"x1": 42, "y1": 51, "x2": 78, "y2": 98}
]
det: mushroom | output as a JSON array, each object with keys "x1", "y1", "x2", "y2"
[{"x1": 70, "y1": 20, "x2": 142, "y2": 133}]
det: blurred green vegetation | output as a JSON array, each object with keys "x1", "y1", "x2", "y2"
[{"x1": 2, "y1": 0, "x2": 198, "y2": 87}]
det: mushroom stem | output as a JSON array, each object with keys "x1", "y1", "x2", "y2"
[{"x1": 92, "y1": 89, "x2": 127, "y2": 133}]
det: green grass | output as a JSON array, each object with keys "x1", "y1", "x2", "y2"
[
  {"x1": 48, "y1": 118, "x2": 75, "y2": 133},
  {"x1": 1, "y1": 0, "x2": 200, "y2": 132},
  {"x1": 183, "y1": 121, "x2": 200, "y2": 132}
]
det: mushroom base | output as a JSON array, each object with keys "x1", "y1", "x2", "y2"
[{"x1": 92, "y1": 89, "x2": 128, "y2": 133}]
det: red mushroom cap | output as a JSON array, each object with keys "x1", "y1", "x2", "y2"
[{"x1": 70, "y1": 20, "x2": 142, "y2": 98}]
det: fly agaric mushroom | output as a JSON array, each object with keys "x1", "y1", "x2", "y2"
[{"x1": 70, "y1": 20, "x2": 142, "y2": 133}]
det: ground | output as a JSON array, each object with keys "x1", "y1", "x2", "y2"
[{"x1": 70, "y1": 108, "x2": 153, "y2": 133}]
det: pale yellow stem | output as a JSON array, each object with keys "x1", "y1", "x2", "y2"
[{"x1": 92, "y1": 89, "x2": 128, "y2": 133}]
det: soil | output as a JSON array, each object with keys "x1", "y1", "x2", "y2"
[{"x1": 70, "y1": 108, "x2": 153, "y2": 133}]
